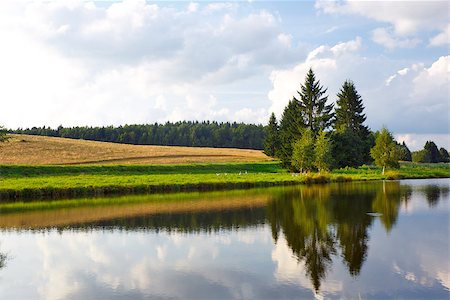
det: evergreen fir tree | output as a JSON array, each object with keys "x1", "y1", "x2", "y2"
[
  {"x1": 398, "y1": 141, "x2": 412, "y2": 161},
  {"x1": 334, "y1": 80, "x2": 367, "y2": 134},
  {"x1": 439, "y1": 147, "x2": 449, "y2": 162},
  {"x1": 295, "y1": 68, "x2": 334, "y2": 135},
  {"x1": 278, "y1": 98, "x2": 305, "y2": 167},
  {"x1": 424, "y1": 141, "x2": 440, "y2": 163},
  {"x1": 264, "y1": 112, "x2": 280, "y2": 157},
  {"x1": 332, "y1": 80, "x2": 373, "y2": 167}
]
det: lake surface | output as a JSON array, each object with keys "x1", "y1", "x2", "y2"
[{"x1": 0, "y1": 179, "x2": 448, "y2": 299}]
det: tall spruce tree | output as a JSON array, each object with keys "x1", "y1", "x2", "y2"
[
  {"x1": 398, "y1": 141, "x2": 412, "y2": 161},
  {"x1": 424, "y1": 141, "x2": 440, "y2": 163},
  {"x1": 264, "y1": 112, "x2": 280, "y2": 157},
  {"x1": 334, "y1": 80, "x2": 367, "y2": 134},
  {"x1": 295, "y1": 68, "x2": 334, "y2": 135},
  {"x1": 332, "y1": 80, "x2": 372, "y2": 167},
  {"x1": 439, "y1": 147, "x2": 449, "y2": 162},
  {"x1": 279, "y1": 98, "x2": 305, "y2": 168}
]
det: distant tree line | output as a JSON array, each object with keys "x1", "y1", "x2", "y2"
[
  {"x1": 411, "y1": 141, "x2": 449, "y2": 163},
  {"x1": 12, "y1": 121, "x2": 265, "y2": 149}
]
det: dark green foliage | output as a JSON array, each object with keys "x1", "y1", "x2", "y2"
[
  {"x1": 398, "y1": 141, "x2": 412, "y2": 161},
  {"x1": 334, "y1": 80, "x2": 367, "y2": 134},
  {"x1": 13, "y1": 121, "x2": 266, "y2": 150},
  {"x1": 370, "y1": 127, "x2": 399, "y2": 174},
  {"x1": 439, "y1": 147, "x2": 449, "y2": 162},
  {"x1": 424, "y1": 141, "x2": 440, "y2": 163},
  {"x1": 333, "y1": 80, "x2": 373, "y2": 167},
  {"x1": 279, "y1": 99, "x2": 304, "y2": 167},
  {"x1": 0, "y1": 126, "x2": 9, "y2": 142},
  {"x1": 291, "y1": 129, "x2": 315, "y2": 172},
  {"x1": 331, "y1": 129, "x2": 366, "y2": 168},
  {"x1": 264, "y1": 113, "x2": 280, "y2": 157},
  {"x1": 295, "y1": 69, "x2": 334, "y2": 135}
]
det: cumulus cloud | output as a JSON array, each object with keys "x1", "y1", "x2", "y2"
[
  {"x1": 316, "y1": 0, "x2": 449, "y2": 48},
  {"x1": 268, "y1": 37, "x2": 361, "y2": 118},
  {"x1": 429, "y1": 24, "x2": 450, "y2": 47},
  {"x1": 268, "y1": 38, "x2": 449, "y2": 137},
  {"x1": 372, "y1": 27, "x2": 421, "y2": 49},
  {"x1": 0, "y1": 0, "x2": 304, "y2": 128}
]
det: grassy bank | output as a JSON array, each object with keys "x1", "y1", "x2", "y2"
[{"x1": 0, "y1": 162, "x2": 448, "y2": 200}]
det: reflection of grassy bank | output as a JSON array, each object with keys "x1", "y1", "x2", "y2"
[
  {"x1": 0, "y1": 162, "x2": 448, "y2": 200},
  {"x1": 0, "y1": 188, "x2": 272, "y2": 229}
]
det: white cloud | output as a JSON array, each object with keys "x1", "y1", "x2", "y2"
[
  {"x1": 268, "y1": 37, "x2": 361, "y2": 118},
  {"x1": 429, "y1": 24, "x2": 450, "y2": 47},
  {"x1": 205, "y1": 2, "x2": 239, "y2": 13},
  {"x1": 412, "y1": 55, "x2": 450, "y2": 98},
  {"x1": 269, "y1": 39, "x2": 449, "y2": 136},
  {"x1": 0, "y1": 0, "x2": 303, "y2": 128},
  {"x1": 372, "y1": 27, "x2": 421, "y2": 49},
  {"x1": 316, "y1": 0, "x2": 449, "y2": 49},
  {"x1": 395, "y1": 133, "x2": 450, "y2": 151}
]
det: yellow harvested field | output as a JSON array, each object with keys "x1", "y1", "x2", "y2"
[{"x1": 0, "y1": 134, "x2": 271, "y2": 165}]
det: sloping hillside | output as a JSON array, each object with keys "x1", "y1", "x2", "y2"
[{"x1": 0, "y1": 134, "x2": 271, "y2": 165}]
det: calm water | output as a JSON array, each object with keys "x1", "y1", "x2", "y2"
[{"x1": 0, "y1": 179, "x2": 448, "y2": 299}]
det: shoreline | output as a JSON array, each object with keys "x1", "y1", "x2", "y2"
[{"x1": 1, "y1": 162, "x2": 448, "y2": 201}]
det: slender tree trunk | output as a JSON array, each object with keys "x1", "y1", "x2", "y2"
[{"x1": 382, "y1": 165, "x2": 385, "y2": 175}]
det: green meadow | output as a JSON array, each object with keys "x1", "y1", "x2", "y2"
[{"x1": 1, "y1": 161, "x2": 448, "y2": 200}]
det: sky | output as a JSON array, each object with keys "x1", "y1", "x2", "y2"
[{"x1": 0, "y1": 0, "x2": 448, "y2": 150}]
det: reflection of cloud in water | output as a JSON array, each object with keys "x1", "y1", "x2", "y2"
[{"x1": 4, "y1": 228, "x2": 284, "y2": 300}]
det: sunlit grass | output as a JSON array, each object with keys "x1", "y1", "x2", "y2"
[{"x1": 0, "y1": 161, "x2": 448, "y2": 200}]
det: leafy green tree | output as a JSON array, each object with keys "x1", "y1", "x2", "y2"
[
  {"x1": 295, "y1": 68, "x2": 334, "y2": 135},
  {"x1": 370, "y1": 127, "x2": 399, "y2": 174},
  {"x1": 291, "y1": 129, "x2": 315, "y2": 172},
  {"x1": 424, "y1": 141, "x2": 440, "y2": 163},
  {"x1": 398, "y1": 141, "x2": 412, "y2": 161},
  {"x1": 279, "y1": 99, "x2": 304, "y2": 167},
  {"x1": 439, "y1": 147, "x2": 449, "y2": 162},
  {"x1": 264, "y1": 112, "x2": 280, "y2": 157},
  {"x1": 314, "y1": 130, "x2": 333, "y2": 172},
  {"x1": 412, "y1": 150, "x2": 428, "y2": 163}
]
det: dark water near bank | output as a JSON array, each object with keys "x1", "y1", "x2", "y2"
[{"x1": 0, "y1": 179, "x2": 448, "y2": 299}]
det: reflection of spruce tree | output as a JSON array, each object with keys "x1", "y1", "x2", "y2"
[
  {"x1": 421, "y1": 185, "x2": 449, "y2": 207},
  {"x1": 0, "y1": 252, "x2": 5, "y2": 269},
  {"x1": 267, "y1": 186, "x2": 336, "y2": 292},
  {"x1": 330, "y1": 183, "x2": 377, "y2": 276}
]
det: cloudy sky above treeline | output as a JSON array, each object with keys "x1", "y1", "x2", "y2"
[{"x1": 0, "y1": 0, "x2": 448, "y2": 150}]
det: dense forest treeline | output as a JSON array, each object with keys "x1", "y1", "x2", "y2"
[{"x1": 11, "y1": 121, "x2": 265, "y2": 149}]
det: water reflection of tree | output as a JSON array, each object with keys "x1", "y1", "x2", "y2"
[
  {"x1": 421, "y1": 185, "x2": 449, "y2": 207},
  {"x1": 0, "y1": 252, "x2": 6, "y2": 269},
  {"x1": 371, "y1": 181, "x2": 411, "y2": 232},
  {"x1": 266, "y1": 181, "x2": 411, "y2": 292}
]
